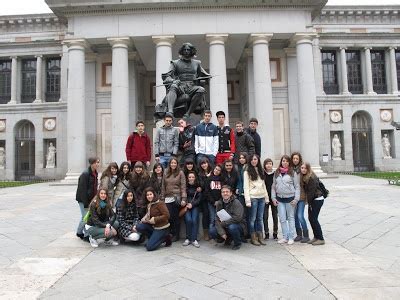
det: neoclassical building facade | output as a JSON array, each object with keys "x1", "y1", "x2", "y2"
[{"x1": 0, "y1": 0, "x2": 399, "y2": 180}]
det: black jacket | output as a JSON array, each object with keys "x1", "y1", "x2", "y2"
[
  {"x1": 186, "y1": 183, "x2": 201, "y2": 207},
  {"x1": 179, "y1": 124, "x2": 196, "y2": 156},
  {"x1": 246, "y1": 128, "x2": 261, "y2": 157},
  {"x1": 215, "y1": 195, "x2": 246, "y2": 236},
  {"x1": 76, "y1": 167, "x2": 98, "y2": 208}
]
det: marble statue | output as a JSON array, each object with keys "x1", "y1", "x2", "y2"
[
  {"x1": 46, "y1": 142, "x2": 56, "y2": 168},
  {"x1": 382, "y1": 133, "x2": 392, "y2": 159},
  {"x1": 154, "y1": 42, "x2": 210, "y2": 120},
  {"x1": 0, "y1": 147, "x2": 5, "y2": 169},
  {"x1": 332, "y1": 134, "x2": 342, "y2": 160}
]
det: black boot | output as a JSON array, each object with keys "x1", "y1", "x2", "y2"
[{"x1": 294, "y1": 228, "x2": 303, "y2": 242}]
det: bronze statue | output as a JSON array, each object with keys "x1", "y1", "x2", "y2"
[{"x1": 154, "y1": 43, "x2": 210, "y2": 120}]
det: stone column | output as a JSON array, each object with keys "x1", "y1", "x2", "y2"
[
  {"x1": 8, "y1": 56, "x2": 18, "y2": 104},
  {"x1": 152, "y1": 35, "x2": 175, "y2": 105},
  {"x1": 294, "y1": 33, "x2": 322, "y2": 170},
  {"x1": 33, "y1": 55, "x2": 43, "y2": 103},
  {"x1": 313, "y1": 38, "x2": 325, "y2": 96},
  {"x1": 63, "y1": 39, "x2": 87, "y2": 182},
  {"x1": 108, "y1": 37, "x2": 131, "y2": 164},
  {"x1": 251, "y1": 33, "x2": 274, "y2": 160},
  {"x1": 340, "y1": 47, "x2": 351, "y2": 95},
  {"x1": 206, "y1": 34, "x2": 229, "y2": 122},
  {"x1": 245, "y1": 49, "x2": 255, "y2": 119},
  {"x1": 389, "y1": 47, "x2": 399, "y2": 95},
  {"x1": 364, "y1": 47, "x2": 376, "y2": 95}
]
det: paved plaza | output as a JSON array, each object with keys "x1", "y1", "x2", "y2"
[{"x1": 0, "y1": 175, "x2": 400, "y2": 299}]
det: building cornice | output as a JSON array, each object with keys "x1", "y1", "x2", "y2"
[
  {"x1": 45, "y1": 0, "x2": 327, "y2": 19},
  {"x1": 0, "y1": 102, "x2": 67, "y2": 114},
  {"x1": 314, "y1": 6, "x2": 400, "y2": 25},
  {"x1": 317, "y1": 94, "x2": 400, "y2": 104}
]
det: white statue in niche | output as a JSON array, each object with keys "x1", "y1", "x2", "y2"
[
  {"x1": 381, "y1": 134, "x2": 392, "y2": 159},
  {"x1": 46, "y1": 142, "x2": 56, "y2": 168},
  {"x1": 0, "y1": 147, "x2": 5, "y2": 169},
  {"x1": 332, "y1": 134, "x2": 342, "y2": 160}
]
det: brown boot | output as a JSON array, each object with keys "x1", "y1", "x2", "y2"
[
  {"x1": 251, "y1": 233, "x2": 261, "y2": 246},
  {"x1": 203, "y1": 229, "x2": 210, "y2": 241},
  {"x1": 257, "y1": 232, "x2": 266, "y2": 246}
]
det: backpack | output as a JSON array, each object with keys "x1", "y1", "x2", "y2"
[{"x1": 317, "y1": 178, "x2": 329, "y2": 199}]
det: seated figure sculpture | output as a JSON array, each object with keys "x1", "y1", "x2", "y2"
[{"x1": 154, "y1": 43, "x2": 210, "y2": 120}]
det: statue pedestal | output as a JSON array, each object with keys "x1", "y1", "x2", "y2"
[
  {"x1": 332, "y1": 157, "x2": 342, "y2": 161},
  {"x1": 383, "y1": 156, "x2": 392, "y2": 159}
]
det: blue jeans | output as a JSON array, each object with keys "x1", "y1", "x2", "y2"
[
  {"x1": 209, "y1": 223, "x2": 243, "y2": 246},
  {"x1": 208, "y1": 203, "x2": 216, "y2": 233},
  {"x1": 277, "y1": 201, "x2": 296, "y2": 240},
  {"x1": 76, "y1": 202, "x2": 88, "y2": 235},
  {"x1": 196, "y1": 154, "x2": 215, "y2": 167},
  {"x1": 159, "y1": 155, "x2": 172, "y2": 169},
  {"x1": 184, "y1": 207, "x2": 199, "y2": 242},
  {"x1": 295, "y1": 200, "x2": 308, "y2": 231},
  {"x1": 249, "y1": 198, "x2": 265, "y2": 234},
  {"x1": 136, "y1": 223, "x2": 169, "y2": 251}
]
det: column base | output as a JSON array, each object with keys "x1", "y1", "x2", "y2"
[
  {"x1": 391, "y1": 91, "x2": 400, "y2": 96},
  {"x1": 341, "y1": 91, "x2": 352, "y2": 96},
  {"x1": 33, "y1": 99, "x2": 43, "y2": 104},
  {"x1": 7, "y1": 100, "x2": 17, "y2": 105},
  {"x1": 312, "y1": 165, "x2": 328, "y2": 177},
  {"x1": 367, "y1": 91, "x2": 377, "y2": 96}
]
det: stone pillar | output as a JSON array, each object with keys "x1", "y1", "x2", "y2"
[
  {"x1": 313, "y1": 38, "x2": 325, "y2": 96},
  {"x1": 108, "y1": 37, "x2": 131, "y2": 164},
  {"x1": 245, "y1": 49, "x2": 255, "y2": 119},
  {"x1": 364, "y1": 47, "x2": 376, "y2": 95},
  {"x1": 389, "y1": 47, "x2": 399, "y2": 95},
  {"x1": 8, "y1": 56, "x2": 18, "y2": 104},
  {"x1": 251, "y1": 33, "x2": 274, "y2": 160},
  {"x1": 340, "y1": 47, "x2": 351, "y2": 95},
  {"x1": 294, "y1": 33, "x2": 321, "y2": 170},
  {"x1": 206, "y1": 34, "x2": 229, "y2": 123},
  {"x1": 33, "y1": 55, "x2": 43, "y2": 103},
  {"x1": 152, "y1": 35, "x2": 175, "y2": 105},
  {"x1": 63, "y1": 39, "x2": 87, "y2": 182}
]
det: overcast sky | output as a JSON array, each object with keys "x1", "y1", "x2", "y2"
[{"x1": 1, "y1": 0, "x2": 400, "y2": 15}]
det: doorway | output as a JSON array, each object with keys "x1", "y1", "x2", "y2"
[
  {"x1": 15, "y1": 120, "x2": 35, "y2": 180},
  {"x1": 352, "y1": 111, "x2": 374, "y2": 172}
]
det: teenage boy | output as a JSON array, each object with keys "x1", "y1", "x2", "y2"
[
  {"x1": 76, "y1": 157, "x2": 100, "y2": 239},
  {"x1": 154, "y1": 113, "x2": 179, "y2": 168},
  {"x1": 234, "y1": 121, "x2": 255, "y2": 161},
  {"x1": 263, "y1": 158, "x2": 278, "y2": 240},
  {"x1": 215, "y1": 111, "x2": 235, "y2": 165},
  {"x1": 194, "y1": 110, "x2": 218, "y2": 166},
  {"x1": 246, "y1": 118, "x2": 261, "y2": 157},
  {"x1": 125, "y1": 121, "x2": 152, "y2": 168},
  {"x1": 209, "y1": 185, "x2": 246, "y2": 250},
  {"x1": 178, "y1": 118, "x2": 196, "y2": 165}
]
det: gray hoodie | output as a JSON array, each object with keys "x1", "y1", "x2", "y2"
[{"x1": 271, "y1": 172, "x2": 300, "y2": 203}]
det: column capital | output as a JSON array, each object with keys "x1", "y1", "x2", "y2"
[
  {"x1": 62, "y1": 39, "x2": 89, "y2": 51},
  {"x1": 10, "y1": 56, "x2": 18, "y2": 60},
  {"x1": 388, "y1": 46, "x2": 397, "y2": 51},
  {"x1": 339, "y1": 46, "x2": 347, "y2": 51},
  {"x1": 35, "y1": 54, "x2": 43, "y2": 58},
  {"x1": 249, "y1": 33, "x2": 273, "y2": 45},
  {"x1": 284, "y1": 48, "x2": 297, "y2": 57},
  {"x1": 107, "y1": 37, "x2": 131, "y2": 49},
  {"x1": 292, "y1": 33, "x2": 318, "y2": 45},
  {"x1": 364, "y1": 46, "x2": 372, "y2": 51},
  {"x1": 206, "y1": 34, "x2": 229, "y2": 45},
  {"x1": 152, "y1": 35, "x2": 175, "y2": 46}
]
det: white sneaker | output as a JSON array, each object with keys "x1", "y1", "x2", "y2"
[
  {"x1": 287, "y1": 239, "x2": 294, "y2": 245},
  {"x1": 192, "y1": 240, "x2": 200, "y2": 248},
  {"x1": 182, "y1": 239, "x2": 191, "y2": 246},
  {"x1": 89, "y1": 236, "x2": 98, "y2": 248},
  {"x1": 104, "y1": 239, "x2": 119, "y2": 246},
  {"x1": 278, "y1": 239, "x2": 288, "y2": 244}
]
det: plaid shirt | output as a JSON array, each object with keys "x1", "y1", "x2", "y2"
[{"x1": 116, "y1": 201, "x2": 139, "y2": 238}]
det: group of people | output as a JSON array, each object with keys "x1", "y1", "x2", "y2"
[{"x1": 75, "y1": 110, "x2": 326, "y2": 251}]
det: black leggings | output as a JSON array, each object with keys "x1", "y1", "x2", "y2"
[
  {"x1": 200, "y1": 196, "x2": 210, "y2": 230},
  {"x1": 166, "y1": 202, "x2": 180, "y2": 238}
]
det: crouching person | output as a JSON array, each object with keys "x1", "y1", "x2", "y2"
[
  {"x1": 86, "y1": 188, "x2": 119, "y2": 248},
  {"x1": 116, "y1": 190, "x2": 142, "y2": 243},
  {"x1": 135, "y1": 187, "x2": 172, "y2": 251},
  {"x1": 209, "y1": 185, "x2": 246, "y2": 250}
]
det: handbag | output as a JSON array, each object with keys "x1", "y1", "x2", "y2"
[{"x1": 178, "y1": 191, "x2": 197, "y2": 218}]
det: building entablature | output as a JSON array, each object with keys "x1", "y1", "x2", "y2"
[
  {"x1": 314, "y1": 6, "x2": 400, "y2": 25},
  {"x1": 0, "y1": 102, "x2": 67, "y2": 114},
  {"x1": 317, "y1": 32, "x2": 400, "y2": 49},
  {"x1": 46, "y1": 0, "x2": 327, "y2": 18},
  {"x1": 0, "y1": 14, "x2": 66, "y2": 35}
]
